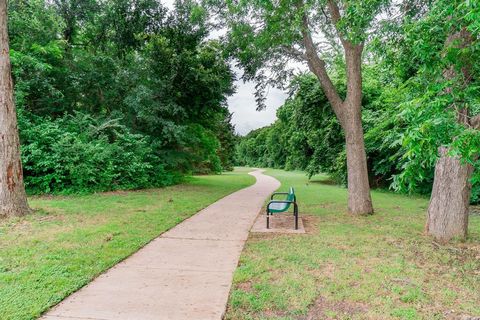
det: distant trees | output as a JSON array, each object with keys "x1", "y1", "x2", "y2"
[
  {"x1": 235, "y1": 68, "x2": 391, "y2": 187},
  {"x1": 0, "y1": 0, "x2": 29, "y2": 217},
  {"x1": 236, "y1": 66, "x2": 479, "y2": 201}
]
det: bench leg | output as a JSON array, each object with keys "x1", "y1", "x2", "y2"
[
  {"x1": 294, "y1": 203, "x2": 298, "y2": 230},
  {"x1": 266, "y1": 210, "x2": 270, "y2": 229}
]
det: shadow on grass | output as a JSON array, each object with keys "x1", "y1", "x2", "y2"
[{"x1": 308, "y1": 177, "x2": 338, "y2": 186}]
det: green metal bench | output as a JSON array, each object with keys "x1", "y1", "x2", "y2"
[{"x1": 266, "y1": 187, "x2": 298, "y2": 230}]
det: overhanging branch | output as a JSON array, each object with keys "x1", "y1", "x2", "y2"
[{"x1": 298, "y1": 0, "x2": 344, "y2": 120}]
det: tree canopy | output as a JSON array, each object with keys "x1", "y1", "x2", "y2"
[{"x1": 8, "y1": 0, "x2": 238, "y2": 194}]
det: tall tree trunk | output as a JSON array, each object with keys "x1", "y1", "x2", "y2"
[
  {"x1": 426, "y1": 147, "x2": 473, "y2": 242},
  {"x1": 343, "y1": 106, "x2": 373, "y2": 214},
  {"x1": 342, "y1": 43, "x2": 373, "y2": 215},
  {"x1": 0, "y1": 0, "x2": 30, "y2": 218},
  {"x1": 300, "y1": 2, "x2": 373, "y2": 215},
  {"x1": 426, "y1": 28, "x2": 475, "y2": 241}
]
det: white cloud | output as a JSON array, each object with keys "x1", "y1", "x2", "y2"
[{"x1": 228, "y1": 80, "x2": 287, "y2": 135}]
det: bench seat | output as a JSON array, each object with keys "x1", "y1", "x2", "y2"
[{"x1": 268, "y1": 202, "x2": 290, "y2": 212}]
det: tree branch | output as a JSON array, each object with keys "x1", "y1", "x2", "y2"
[
  {"x1": 326, "y1": 0, "x2": 347, "y2": 47},
  {"x1": 344, "y1": 43, "x2": 364, "y2": 108},
  {"x1": 299, "y1": 2, "x2": 344, "y2": 120},
  {"x1": 281, "y1": 45, "x2": 307, "y2": 62},
  {"x1": 325, "y1": 1, "x2": 364, "y2": 108}
]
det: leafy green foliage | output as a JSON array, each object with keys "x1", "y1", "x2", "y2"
[
  {"x1": 236, "y1": 68, "x2": 390, "y2": 185},
  {"x1": 19, "y1": 111, "x2": 178, "y2": 194},
  {"x1": 382, "y1": 0, "x2": 480, "y2": 198},
  {"x1": 209, "y1": 0, "x2": 390, "y2": 108},
  {"x1": 9, "y1": 0, "x2": 237, "y2": 193},
  {"x1": 236, "y1": 64, "x2": 480, "y2": 202}
]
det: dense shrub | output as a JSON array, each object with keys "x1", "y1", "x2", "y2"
[{"x1": 19, "y1": 111, "x2": 180, "y2": 194}]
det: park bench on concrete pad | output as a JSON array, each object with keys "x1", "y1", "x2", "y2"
[{"x1": 267, "y1": 187, "x2": 298, "y2": 230}]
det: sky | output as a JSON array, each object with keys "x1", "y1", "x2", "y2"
[
  {"x1": 228, "y1": 74, "x2": 288, "y2": 135},
  {"x1": 163, "y1": 0, "x2": 288, "y2": 135}
]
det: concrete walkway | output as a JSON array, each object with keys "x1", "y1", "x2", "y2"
[{"x1": 42, "y1": 170, "x2": 280, "y2": 320}]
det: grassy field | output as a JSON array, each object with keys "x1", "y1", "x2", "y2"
[
  {"x1": 226, "y1": 169, "x2": 480, "y2": 320},
  {"x1": 0, "y1": 168, "x2": 255, "y2": 320}
]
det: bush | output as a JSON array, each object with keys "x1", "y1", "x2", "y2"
[{"x1": 19, "y1": 110, "x2": 180, "y2": 194}]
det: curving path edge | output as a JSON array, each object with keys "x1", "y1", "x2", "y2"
[{"x1": 42, "y1": 169, "x2": 280, "y2": 320}]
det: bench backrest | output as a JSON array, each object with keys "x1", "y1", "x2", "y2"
[{"x1": 287, "y1": 187, "x2": 295, "y2": 202}]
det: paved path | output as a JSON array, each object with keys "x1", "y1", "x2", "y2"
[{"x1": 42, "y1": 170, "x2": 280, "y2": 320}]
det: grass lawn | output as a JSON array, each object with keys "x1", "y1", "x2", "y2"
[
  {"x1": 0, "y1": 168, "x2": 255, "y2": 320},
  {"x1": 226, "y1": 169, "x2": 480, "y2": 320}
]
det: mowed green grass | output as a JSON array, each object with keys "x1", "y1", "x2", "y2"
[
  {"x1": 226, "y1": 169, "x2": 480, "y2": 320},
  {"x1": 0, "y1": 168, "x2": 255, "y2": 320}
]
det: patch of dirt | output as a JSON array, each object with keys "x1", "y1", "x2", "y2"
[
  {"x1": 308, "y1": 178, "x2": 337, "y2": 186},
  {"x1": 35, "y1": 214, "x2": 66, "y2": 225},
  {"x1": 308, "y1": 262, "x2": 336, "y2": 280},
  {"x1": 28, "y1": 194, "x2": 70, "y2": 200},
  {"x1": 267, "y1": 213, "x2": 300, "y2": 230},
  {"x1": 299, "y1": 296, "x2": 368, "y2": 320},
  {"x1": 301, "y1": 215, "x2": 320, "y2": 234},
  {"x1": 443, "y1": 310, "x2": 480, "y2": 320},
  {"x1": 236, "y1": 281, "x2": 253, "y2": 292},
  {"x1": 261, "y1": 309, "x2": 291, "y2": 318},
  {"x1": 248, "y1": 232, "x2": 278, "y2": 241},
  {"x1": 250, "y1": 212, "x2": 315, "y2": 237},
  {"x1": 2, "y1": 210, "x2": 66, "y2": 231}
]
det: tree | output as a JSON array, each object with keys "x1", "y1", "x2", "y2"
[
  {"x1": 215, "y1": 0, "x2": 390, "y2": 214},
  {"x1": 0, "y1": 0, "x2": 29, "y2": 217},
  {"x1": 379, "y1": 0, "x2": 480, "y2": 241},
  {"x1": 425, "y1": 4, "x2": 480, "y2": 242}
]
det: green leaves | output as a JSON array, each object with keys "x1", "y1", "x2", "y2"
[
  {"x1": 10, "y1": 0, "x2": 237, "y2": 193},
  {"x1": 336, "y1": 0, "x2": 390, "y2": 44},
  {"x1": 19, "y1": 111, "x2": 177, "y2": 194}
]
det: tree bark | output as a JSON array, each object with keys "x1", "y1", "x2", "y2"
[
  {"x1": 342, "y1": 43, "x2": 372, "y2": 214},
  {"x1": 343, "y1": 103, "x2": 373, "y2": 214},
  {"x1": 426, "y1": 147, "x2": 473, "y2": 242},
  {"x1": 0, "y1": 0, "x2": 30, "y2": 218}
]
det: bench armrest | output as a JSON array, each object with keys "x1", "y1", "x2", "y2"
[{"x1": 271, "y1": 192, "x2": 288, "y2": 200}]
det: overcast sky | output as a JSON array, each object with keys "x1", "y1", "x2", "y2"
[
  {"x1": 163, "y1": 0, "x2": 288, "y2": 135},
  {"x1": 228, "y1": 74, "x2": 288, "y2": 135}
]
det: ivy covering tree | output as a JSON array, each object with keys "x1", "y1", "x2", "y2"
[{"x1": 7, "y1": 0, "x2": 237, "y2": 194}]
